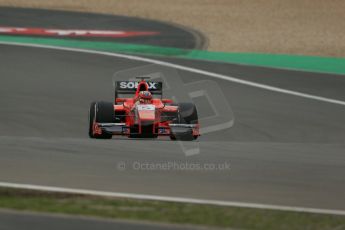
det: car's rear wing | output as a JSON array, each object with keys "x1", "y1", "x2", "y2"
[{"x1": 114, "y1": 81, "x2": 163, "y2": 99}]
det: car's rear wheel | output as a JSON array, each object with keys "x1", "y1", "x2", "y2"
[
  {"x1": 170, "y1": 103, "x2": 199, "y2": 141},
  {"x1": 89, "y1": 101, "x2": 114, "y2": 139}
]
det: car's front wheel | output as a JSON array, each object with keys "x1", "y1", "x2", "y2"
[
  {"x1": 170, "y1": 103, "x2": 199, "y2": 141},
  {"x1": 88, "y1": 101, "x2": 114, "y2": 139}
]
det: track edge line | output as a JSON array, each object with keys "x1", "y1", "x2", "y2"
[{"x1": 0, "y1": 182, "x2": 344, "y2": 216}]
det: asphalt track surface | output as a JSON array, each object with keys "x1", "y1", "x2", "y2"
[
  {"x1": 0, "y1": 209, "x2": 202, "y2": 230},
  {"x1": 1, "y1": 44, "x2": 345, "y2": 209},
  {"x1": 1, "y1": 7, "x2": 345, "y2": 230}
]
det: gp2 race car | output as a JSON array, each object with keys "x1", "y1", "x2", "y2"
[{"x1": 88, "y1": 78, "x2": 200, "y2": 140}]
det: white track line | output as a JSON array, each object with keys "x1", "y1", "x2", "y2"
[
  {"x1": 1, "y1": 41, "x2": 345, "y2": 106},
  {"x1": 0, "y1": 182, "x2": 344, "y2": 216},
  {"x1": 1, "y1": 42, "x2": 345, "y2": 215}
]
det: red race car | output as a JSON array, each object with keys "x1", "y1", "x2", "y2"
[{"x1": 88, "y1": 78, "x2": 200, "y2": 140}]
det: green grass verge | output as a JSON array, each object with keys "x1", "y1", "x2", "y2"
[
  {"x1": 0, "y1": 188, "x2": 344, "y2": 230},
  {"x1": 1, "y1": 35, "x2": 345, "y2": 75}
]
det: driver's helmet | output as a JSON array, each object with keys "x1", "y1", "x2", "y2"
[{"x1": 138, "y1": 91, "x2": 152, "y2": 104}]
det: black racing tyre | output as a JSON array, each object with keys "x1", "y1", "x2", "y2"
[
  {"x1": 89, "y1": 101, "x2": 114, "y2": 139},
  {"x1": 177, "y1": 103, "x2": 198, "y2": 124},
  {"x1": 170, "y1": 103, "x2": 199, "y2": 141},
  {"x1": 88, "y1": 101, "x2": 96, "y2": 138}
]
